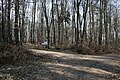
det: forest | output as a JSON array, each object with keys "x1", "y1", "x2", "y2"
[{"x1": 0, "y1": 0, "x2": 120, "y2": 80}]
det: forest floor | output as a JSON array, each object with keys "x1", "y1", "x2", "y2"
[{"x1": 0, "y1": 49, "x2": 120, "y2": 80}]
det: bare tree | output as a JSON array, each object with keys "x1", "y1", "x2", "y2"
[
  {"x1": 7, "y1": 0, "x2": 12, "y2": 43},
  {"x1": 14, "y1": 0, "x2": 19, "y2": 45},
  {"x1": 2, "y1": 0, "x2": 5, "y2": 42}
]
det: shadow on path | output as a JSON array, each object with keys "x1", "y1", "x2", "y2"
[{"x1": 0, "y1": 49, "x2": 120, "y2": 80}]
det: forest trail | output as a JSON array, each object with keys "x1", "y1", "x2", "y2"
[
  {"x1": 0, "y1": 49, "x2": 120, "y2": 80},
  {"x1": 30, "y1": 49, "x2": 120, "y2": 80}
]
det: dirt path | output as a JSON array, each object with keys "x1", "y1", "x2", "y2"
[
  {"x1": 30, "y1": 49, "x2": 120, "y2": 80},
  {"x1": 0, "y1": 49, "x2": 120, "y2": 80}
]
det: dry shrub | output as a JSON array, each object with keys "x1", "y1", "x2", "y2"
[
  {"x1": 23, "y1": 43, "x2": 39, "y2": 49},
  {"x1": 83, "y1": 44, "x2": 120, "y2": 55},
  {"x1": 81, "y1": 46, "x2": 95, "y2": 55},
  {"x1": 0, "y1": 43, "x2": 33, "y2": 64},
  {"x1": 67, "y1": 42, "x2": 120, "y2": 55}
]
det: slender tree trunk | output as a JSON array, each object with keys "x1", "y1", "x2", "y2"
[
  {"x1": 2, "y1": 0, "x2": 5, "y2": 42},
  {"x1": 4, "y1": 0, "x2": 8, "y2": 42},
  {"x1": 14, "y1": 0, "x2": 19, "y2": 45},
  {"x1": 32, "y1": 0, "x2": 36, "y2": 43},
  {"x1": 52, "y1": 0, "x2": 56, "y2": 45},
  {"x1": 65, "y1": 22, "x2": 68, "y2": 43},
  {"x1": 72, "y1": 0, "x2": 77, "y2": 43},
  {"x1": 99, "y1": 0, "x2": 103, "y2": 46},
  {"x1": 7, "y1": 0, "x2": 12, "y2": 43},
  {"x1": 91, "y1": 5, "x2": 95, "y2": 45},
  {"x1": 109, "y1": 3, "x2": 112, "y2": 45},
  {"x1": 60, "y1": 0, "x2": 64, "y2": 44},
  {"x1": 76, "y1": 0, "x2": 80, "y2": 44},
  {"x1": 41, "y1": 10, "x2": 44, "y2": 43},
  {"x1": 81, "y1": 0, "x2": 89, "y2": 49},
  {"x1": 72, "y1": 14, "x2": 75, "y2": 44},
  {"x1": 56, "y1": 0, "x2": 60, "y2": 45},
  {"x1": 89, "y1": 2, "x2": 92, "y2": 46},
  {"x1": 104, "y1": 0, "x2": 108, "y2": 46},
  {"x1": 43, "y1": 0, "x2": 50, "y2": 48},
  {"x1": 20, "y1": 0, "x2": 25, "y2": 45},
  {"x1": 72, "y1": 0, "x2": 75, "y2": 44},
  {"x1": 114, "y1": 16, "x2": 118, "y2": 47},
  {"x1": 31, "y1": 6, "x2": 34, "y2": 43}
]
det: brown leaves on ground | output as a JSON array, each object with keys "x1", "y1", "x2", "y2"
[
  {"x1": 0, "y1": 43, "x2": 34, "y2": 64},
  {"x1": 65, "y1": 43, "x2": 120, "y2": 55},
  {"x1": 0, "y1": 43, "x2": 120, "y2": 80}
]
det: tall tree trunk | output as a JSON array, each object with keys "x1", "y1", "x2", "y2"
[
  {"x1": 43, "y1": 0, "x2": 50, "y2": 48},
  {"x1": 65, "y1": 22, "x2": 68, "y2": 43},
  {"x1": 40, "y1": 10, "x2": 44, "y2": 43},
  {"x1": 31, "y1": 6, "x2": 34, "y2": 43},
  {"x1": 56, "y1": 0, "x2": 60, "y2": 45},
  {"x1": 2, "y1": 0, "x2": 5, "y2": 42},
  {"x1": 60, "y1": 0, "x2": 64, "y2": 44},
  {"x1": 89, "y1": 2, "x2": 92, "y2": 46},
  {"x1": 81, "y1": 0, "x2": 89, "y2": 50},
  {"x1": 99, "y1": 0, "x2": 103, "y2": 46},
  {"x1": 20, "y1": 0, "x2": 25, "y2": 45},
  {"x1": 72, "y1": 0, "x2": 75, "y2": 44},
  {"x1": 114, "y1": 15, "x2": 118, "y2": 47},
  {"x1": 109, "y1": 3, "x2": 112, "y2": 45},
  {"x1": 14, "y1": 0, "x2": 19, "y2": 45},
  {"x1": 91, "y1": 5, "x2": 95, "y2": 45},
  {"x1": 4, "y1": 0, "x2": 8, "y2": 42},
  {"x1": 52, "y1": 0, "x2": 56, "y2": 45},
  {"x1": 76, "y1": 0, "x2": 80, "y2": 44},
  {"x1": 7, "y1": 0, "x2": 12, "y2": 43},
  {"x1": 31, "y1": 0, "x2": 36, "y2": 44},
  {"x1": 104, "y1": 0, "x2": 108, "y2": 46}
]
